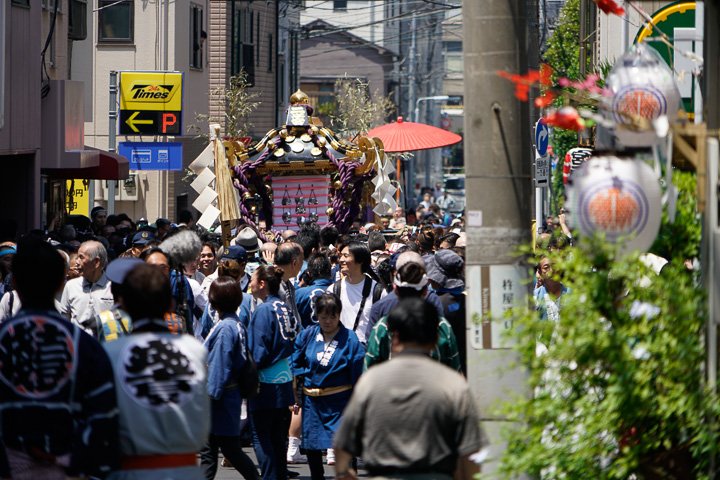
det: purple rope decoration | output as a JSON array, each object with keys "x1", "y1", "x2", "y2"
[
  {"x1": 321, "y1": 143, "x2": 374, "y2": 233},
  {"x1": 230, "y1": 145, "x2": 276, "y2": 242}
]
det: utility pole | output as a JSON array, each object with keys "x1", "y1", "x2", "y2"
[
  {"x1": 107, "y1": 71, "x2": 118, "y2": 215},
  {"x1": 408, "y1": 12, "x2": 418, "y2": 198},
  {"x1": 463, "y1": 0, "x2": 532, "y2": 474}
]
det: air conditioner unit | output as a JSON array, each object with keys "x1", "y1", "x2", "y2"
[{"x1": 103, "y1": 174, "x2": 139, "y2": 201}]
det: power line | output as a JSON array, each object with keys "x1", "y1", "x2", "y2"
[
  {"x1": 299, "y1": 17, "x2": 461, "y2": 60},
  {"x1": 302, "y1": 4, "x2": 455, "y2": 40}
]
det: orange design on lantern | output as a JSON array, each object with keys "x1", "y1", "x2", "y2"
[
  {"x1": 587, "y1": 187, "x2": 639, "y2": 234},
  {"x1": 616, "y1": 90, "x2": 661, "y2": 121}
]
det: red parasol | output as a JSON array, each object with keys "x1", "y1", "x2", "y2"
[{"x1": 366, "y1": 116, "x2": 462, "y2": 153}]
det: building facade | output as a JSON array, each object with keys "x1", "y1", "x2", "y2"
[{"x1": 73, "y1": 0, "x2": 211, "y2": 223}]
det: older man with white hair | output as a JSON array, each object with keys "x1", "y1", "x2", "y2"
[{"x1": 59, "y1": 240, "x2": 114, "y2": 336}]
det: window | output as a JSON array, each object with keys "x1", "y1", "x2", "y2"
[
  {"x1": 231, "y1": 4, "x2": 255, "y2": 84},
  {"x1": 68, "y1": 0, "x2": 88, "y2": 41},
  {"x1": 42, "y1": 0, "x2": 62, "y2": 11},
  {"x1": 98, "y1": 0, "x2": 133, "y2": 43},
  {"x1": 318, "y1": 83, "x2": 335, "y2": 106},
  {"x1": 267, "y1": 34, "x2": 272, "y2": 72},
  {"x1": 444, "y1": 41, "x2": 463, "y2": 76},
  {"x1": 333, "y1": 0, "x2": 347, "y2": 10},
  {"x1": 11, "y1": 0, "x2": 30, "y2": 7},
  {"x1": 190, "y1": 4, "x2": 203, "y2": 69}
]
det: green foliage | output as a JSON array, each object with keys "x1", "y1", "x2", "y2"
[
  {"x1": 544, "y1": 2, "x2": 614, "y2": 216},
  {"x1": 330, "y1": 75, "x2": 395, "y2": 140},
  {"x1": 650, "y1": 170, "x2": 702, "y2": 263},
  {"x1": 498, "y1": 236, "x2": 716, "y2": 479},
  {"x1": 188, "y1": 70, "x2": 260, "y2": 140},
  {"x1": 543, "y1": 0, "x2": 587, "y2": 83}
]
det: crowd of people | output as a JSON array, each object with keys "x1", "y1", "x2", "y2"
[{"x1": 0, "y1": 195, "x2": 486, "y2": 480}]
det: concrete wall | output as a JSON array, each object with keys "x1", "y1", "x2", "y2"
[
  {"x1": 40, "y1": 0, "x2": 70, "y2": 81},
  {"x1": 1, "y1": 3, "x2": 41, "y2": 154}
]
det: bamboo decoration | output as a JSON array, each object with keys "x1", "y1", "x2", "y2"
[{"x1": 212, "y1": 124, "x2": 241, "y2": 222}]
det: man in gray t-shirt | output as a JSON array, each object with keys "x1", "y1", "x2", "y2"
[{"x1": 334, "y1": 298, "x2": 488, "y2": 480}]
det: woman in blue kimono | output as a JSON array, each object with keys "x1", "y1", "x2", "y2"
[
  {"x1": 248, "y1": 265, "x2": 301, "y2": 480},
  {"x1": 292, "y1": 293, "x2": 365, "y2": 480},
  {"x1": 200, "y1": 276, "x2": 260, "y2": 480},
  {"x1": 199, "y1": 259, "x2": 253, "y2": 339}
]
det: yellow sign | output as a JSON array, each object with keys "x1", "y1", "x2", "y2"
[
  {"x1": 119, "y1": 71, "x2": 183, "y2": 112},
  {"x1": 66, "y1": 179, "x2": 90, "y2": 216}
]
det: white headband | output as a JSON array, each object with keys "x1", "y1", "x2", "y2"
[{"x1": 394, "y1": 273, "x2": 429, "y2": 290}]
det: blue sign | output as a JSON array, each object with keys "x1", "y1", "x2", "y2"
[
  {"x1": 535, "y1": 118, "x2": 549, "y2": 157},
  {"x1": 119, "y1": 142, "x2": 183, "y2": 171}
]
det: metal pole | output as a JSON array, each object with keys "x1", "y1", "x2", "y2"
[
  {"x1": 703, "y1": 1, "x2": 719, "y2": 475},
  {"x1": 408, "y1": 12, "x2": 417, "y2": 201},
  {"x1": 622, "y1": 5, "x2": 629, "y2": 52},
  {"x1": 464, "y1": 0, "x2": 532, "y2": 475},
  {"x1": 579, "y1": 0, "x2": 587, "y2": 77},
  {"x1": 108, "y1": 71, "x2": 118, "y2": 215}
]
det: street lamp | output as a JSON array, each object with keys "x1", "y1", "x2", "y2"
[
  {"x1": 414, "y1": 95, "x2": 454, "y2": 123},
  {"x1": 414, "y1": 96, "x2": 461, "y2": 189}
]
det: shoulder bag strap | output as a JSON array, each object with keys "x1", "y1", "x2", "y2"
[{"x1": 352, "y1": 277, "x2": 373, "y2": 332}]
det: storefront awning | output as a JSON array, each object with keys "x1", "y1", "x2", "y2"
[{"x1": 45, "y1": 147, "x2": 130, "y2": 180}]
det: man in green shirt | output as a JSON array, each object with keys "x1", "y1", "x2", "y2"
[{"x1": 364, "y1": 262, "x2": 462, "y2": 372}]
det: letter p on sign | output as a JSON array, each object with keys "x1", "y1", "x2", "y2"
[{"x1": 162, "y1": 113, "x2": 177, "y2": 134}]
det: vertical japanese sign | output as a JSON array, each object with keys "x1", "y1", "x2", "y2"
[
  {"x1": 468, "y1": 264, "x2": 527, "y2": 349},
  {"x1": 66, "y1": 179, "x2": 90, "y2": 216}
]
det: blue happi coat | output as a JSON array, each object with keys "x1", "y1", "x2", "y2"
[
  {"x1": 247, "y1": 294, "x2": 300, "y2": 411},
  {"x1": 292, "y1": 324, "x2": 365, "y2": 450},
  {"x1": 204, "y1": 312, "x2": 249, "y2": 436},
  {"x1": 294, "y1": 278, "x2": 333, "y2": 327},
  {"x1": 200, "y1": 294, "x2": 252, "y2": 339}
]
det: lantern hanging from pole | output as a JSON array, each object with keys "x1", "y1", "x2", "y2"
[
  {"x1": 566, "y1": 155, "x2": 662, "y2": 256},
  {"x1": 603, "y1": 43, "x2": 682, "y2": 148}
]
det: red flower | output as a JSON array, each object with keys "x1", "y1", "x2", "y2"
[
  {"x1": 540, "y1": 63, "x2": 552, "y2": 86},
  {"x1": 535, "y1": 91, "x2": 556, "y2": 108},
  {"x1": 544, "y1": 107, "x2": 585, "y2": 131},
  {"x1": 497, "y1": 69, "x2": 542, "y2": 101},
  {"x1": 593, "y1": 0, "x2": 625, "y2": 16}
]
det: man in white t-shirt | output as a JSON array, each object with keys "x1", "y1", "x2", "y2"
[{"x1": 327, "y1": 241, "x2": 385, "y2": 344}]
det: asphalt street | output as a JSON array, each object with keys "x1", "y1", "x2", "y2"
[{"x1": 214, "y1": 448, "x2": 360, "y2": 480}]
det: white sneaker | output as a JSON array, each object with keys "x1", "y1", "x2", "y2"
[
  {"x1": 326, "y1": 448, "x2": 335, "y2": 465},
  {"x1": 287, "y1": 450, "x2": 307, "y2": 464},
  {"x1": 287, "y1": 437, "x2": 308, "y2": 464}
]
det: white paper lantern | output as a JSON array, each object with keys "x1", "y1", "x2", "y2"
[
  {"x1": 604, "y1": 43, "x2": 681, "y2": 148},
  {"x1": 567, "y1": 156, "x2": 662, "y2": 255}
]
